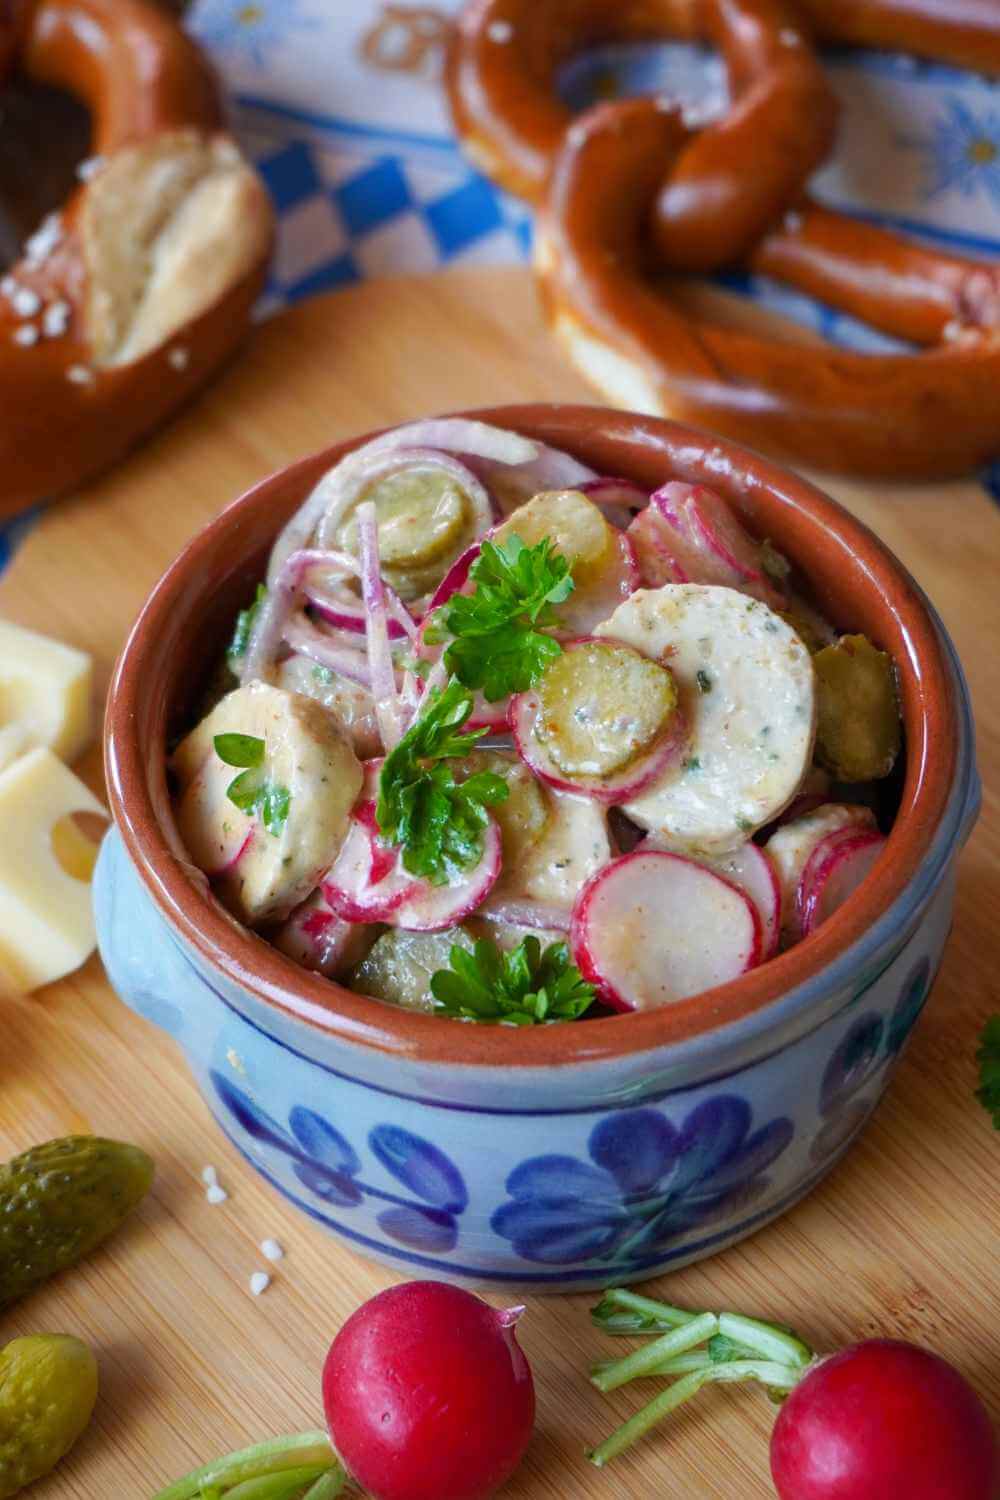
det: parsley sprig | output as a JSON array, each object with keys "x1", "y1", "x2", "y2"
[
  {"x1": 227, "y1": 583, "x2": 267, "y2": 664},
  {"x1": 431, "y1": 534, "x2": 574, "y2": 701},
  {"x1": 214, "y1": 732, "x2": 291, "y2": 836},
  {"x1": 375, "y1": 680, "x2": 508, "y2": 885},
  {"x1": 976, "y1": 1016, "x2": 1000, "y2": 1130},
  {"x1": 430, "y1": 934, "x2": 596, "y2": 1025}
]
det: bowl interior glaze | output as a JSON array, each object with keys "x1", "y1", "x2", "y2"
[{"x1": 104, "y1": 405, "x2": 958, "y2": 1068}]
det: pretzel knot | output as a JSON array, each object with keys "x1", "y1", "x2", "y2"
[
  {"x1": 0, "y1": 0, "x2": 274, "y2": 519},
  {"x1": 448, "y1": 0, "x2": 1000, "y2": 477}
]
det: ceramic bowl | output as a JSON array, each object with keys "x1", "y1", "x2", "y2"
[{"x1": 95, "y1": 406, "x2": 979, "y2": 1292}]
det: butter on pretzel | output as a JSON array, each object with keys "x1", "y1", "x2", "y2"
[
  {"x1": 0, "y1": 0, "x2": 274, "y2": 519},
  {"x1": 449, "y1": 0, "x2": 1000, "y2": 476}
]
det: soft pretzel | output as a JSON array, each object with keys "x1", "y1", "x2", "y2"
[
  {"x1": 448, "y1": 0, "x2": 838, "y2": 272},
  {"x1": 449, "y1": 0, "x2": 1000, "y2": 476},
  {"x1": 0, "y1": 0, "x2": 274, "y2": 519},
  {"x1": 537, "y1": 98, "x2": 1000, "y2": 477}
]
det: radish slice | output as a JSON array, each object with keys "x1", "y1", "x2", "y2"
[
  {"x1": 570, "y1": 851, "x2": 762, "y2": 1010},
  {"x1": 394, "y1": 818, "x2": 502, "y2": 932},
  {"x1": 424, "y1": 542, "x2": 481, "y2": 614},
  {"x1": 699, "y1": 843, "x2": 782, "y2": 960},
  {"x1": 321, "y1": 763, "x2": 413, "y2": 921},
  {"x1": 765, "y1": 802, "x2": 877, "y2": 943},
  {"x1": 275, "y1": 889, "x2": 376, "y2": 977},
  {"x1": 631, "y1": 484, "x2": 786, "y2": 608},
  {"x1": 797, "y1": 827, "x2": 887, "y2": 938},
  {"x1": 660, "y1": 483, "x2": 765, "y2": 586},
  {"x1": 511, "y1": 636, "x2": 687, "y2": 804}
]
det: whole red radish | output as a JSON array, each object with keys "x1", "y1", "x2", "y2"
[
  {"x1": 771, "y1": 1339, "x2": 997, "y2": 1500},
  {"x1": 323, "y1": 1280, "x2": 535, "y2": 1500}
]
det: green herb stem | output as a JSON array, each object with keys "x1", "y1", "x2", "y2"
[
  {"x1": 151, "y1": 1433, "x2": 335, "y2": 1500},
  {"x1": 224, "y1": 1466, "x2": 332, "y2": 1499},
  {"x1": 590, "y1": 1289, "x2": 703, "y2": 1334},
  {"x1": 300, "y1": 1473, "x2": 348, "y2": 1500},
  {"x1": 590, "y1": 1312, "x2": 719, "y2": 1393},
  {"x1": 717, "y1": 1312, "x2": 812, "y2": 1370},
  {"x1": 587, "y1": 1359, "x2": 801, "y2": 1468},
  {"x1": 591, "y1": 1351, "x2": 714, "y2": 1381}
]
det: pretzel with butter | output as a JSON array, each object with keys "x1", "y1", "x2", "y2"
[
  {"x1": 0, "y1": 0, "x2": 274, "y2": 519},
  {"x1": 448, "y1": 0, "x2": 1000, "y2": 476}
]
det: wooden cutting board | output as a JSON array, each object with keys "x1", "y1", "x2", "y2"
[{"x1": 1, "y1": 267, "x2": 998, "y2": 1499}]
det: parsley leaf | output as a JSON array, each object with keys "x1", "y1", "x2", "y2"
[
  {"x1": 376, "y1": 679, "x2": 508, "y2": 885},
  {"x1": 976, "y1": 1016, "x2": 1000, "y2": 1129},
  {"x1": 213, "y1": 732, "x2": 291, "y2": 836},
  {"x1": 213, "y1": 733, "x2": 264, "y2": 768},
  {"x1": 436, "y1": 534, "x2": 574, "y2": 701},
  {"x1": 227, "y1": 583, "x2": 266, "y2": 663},
  {"x1": 430, "y1": 935, "x2": 596, "y2": 1025}
]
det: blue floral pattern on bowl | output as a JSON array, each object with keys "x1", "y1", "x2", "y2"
[
  {"x1": 492, "y1": 1099, "x2": 793, "y2": 1266},
  {"x1": 213, "y1": 1072, "x2": 468, "y2": 1253}
]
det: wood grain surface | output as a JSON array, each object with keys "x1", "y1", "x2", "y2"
[{"x1": 0, "y1": 267, "x2": 998, "y2": 1498}]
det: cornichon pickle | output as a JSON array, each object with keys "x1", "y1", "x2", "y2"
[
  {"x1": 534, "y1": 639, "x2": 679, "y2": 778},
  {"x1": 463, "y1": 750, "x2": 549, "y2": 867},
  {"x1": 0, "y1": 1137, "x2": 154, "y2": 1310},
  {"x1": 0, "y1": 1334, "x2": 98, "y2": 1498},
  {"x1": 353, "y1": 927, "x2": 475, "y2": 1011},
  {"x1": 813, "y1": 633, "x2": 901, "y2": 781},
  {"x1": 338, "y1": 465, "x2": 473, "y2": 599},
  {"x1": 493, "y1": 490, "x2": 610, "y2": 584}
]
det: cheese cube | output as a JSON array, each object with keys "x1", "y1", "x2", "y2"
[
  {"x1": 0, "y1": 619, "x2": 93, "y2": 764},
  {"x1": 0, "y1": 748, "x2": 106, "y2": 993}
]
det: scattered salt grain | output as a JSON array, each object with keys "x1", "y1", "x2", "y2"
[
  {"x1": 11, "y1": 287, "x2": 41, "y2": 318},
  {"x1": 0, "y1": 275, "x2": 15, "y2": 300},
  {"x1": 487, "y1": 20, "x2": 513, "y2": 42},
  {"x1": 77, "y1": 155, "x2": 107, "y2": 182},
  {"x1": 168, "y1": 346, "x2": 190, "y2": 371},
  {"x1": 206, "y1": 1184, "x2": 228, "y2": 1205},
  {"x1": 66, "y1": 364, "x2": 94, "y2": 385},
  {"x1": 42, "y1": 300, "x2": 71, "y2": 338},
  {"x1": 24, "y1": 214, "x2": 63, "y2": 267},
  {"x1": 249, "y1": 1271, "x2": 271, "y2": 1297},
  {"x1": 202, "y1": 1164, "x2": 219, "y2": 1187},
  {"x1": 260, "y1": 1238, "x2": 284, "y2": 1262},
  {"x1": 13, "y1": 325, "x2": 38, "y2": 346}
]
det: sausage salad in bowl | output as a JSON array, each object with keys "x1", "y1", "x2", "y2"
[{"x1": 96, "y1": 406, "x2": 978, "y2": 1289}]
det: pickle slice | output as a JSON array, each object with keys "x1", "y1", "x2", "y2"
[
  {"x1": 813, "y1": 633, "x2": 901, "y2": 781},
  {"x1": 493, "y1": 489, "x2": 611, "y2": 584},
  {"x1": 352, "y1": 927, "x2": 474, "y2": 1011},
  {"x1": 337, "y1": 464, "x2": 472, "y2": 594},
  {"x1": 534, "y1": 640, "x2": 679, "y2": 778},
  {"x1": 463, "y1": 750, "x2": 549, "y2": 865}
]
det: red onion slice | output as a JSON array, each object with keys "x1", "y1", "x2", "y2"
[
  {"x1": 282, "y1": 617, "x2": 376, "y2": 689},
  {"x1": 358, "y1": 501, "x2": 404, "y2": 751},
  {"x1": 242, "y1": 546, "x2": 356, "y2": 684},
  {"x1": 472, "y1": 441, "x2": 597, "y2": 515},
  {"x1": 476, "y1": 898, "x2": 571, "y2": 934}
]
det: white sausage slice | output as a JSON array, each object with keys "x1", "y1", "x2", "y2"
[
  {"x1": 764, "y1": 801, "x2": 876, "y2": 942},
  {"x1": 595, "y1": 585, "x2": 816, "y2": 854},
  {"x1": 571, "y1": 850, "x2": 762, "y2": 1011},
  {"x1": 172, "y1": 681, "x2": 362, "y2": 925}
]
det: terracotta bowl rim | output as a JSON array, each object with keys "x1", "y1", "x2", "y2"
[{"x1": 103, "y1": 404, "x2": 975, "y2": 1071}]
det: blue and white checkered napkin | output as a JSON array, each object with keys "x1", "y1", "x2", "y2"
[{"x1": 4, "y1": 1, "x2": 1000, "y2": 567}]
